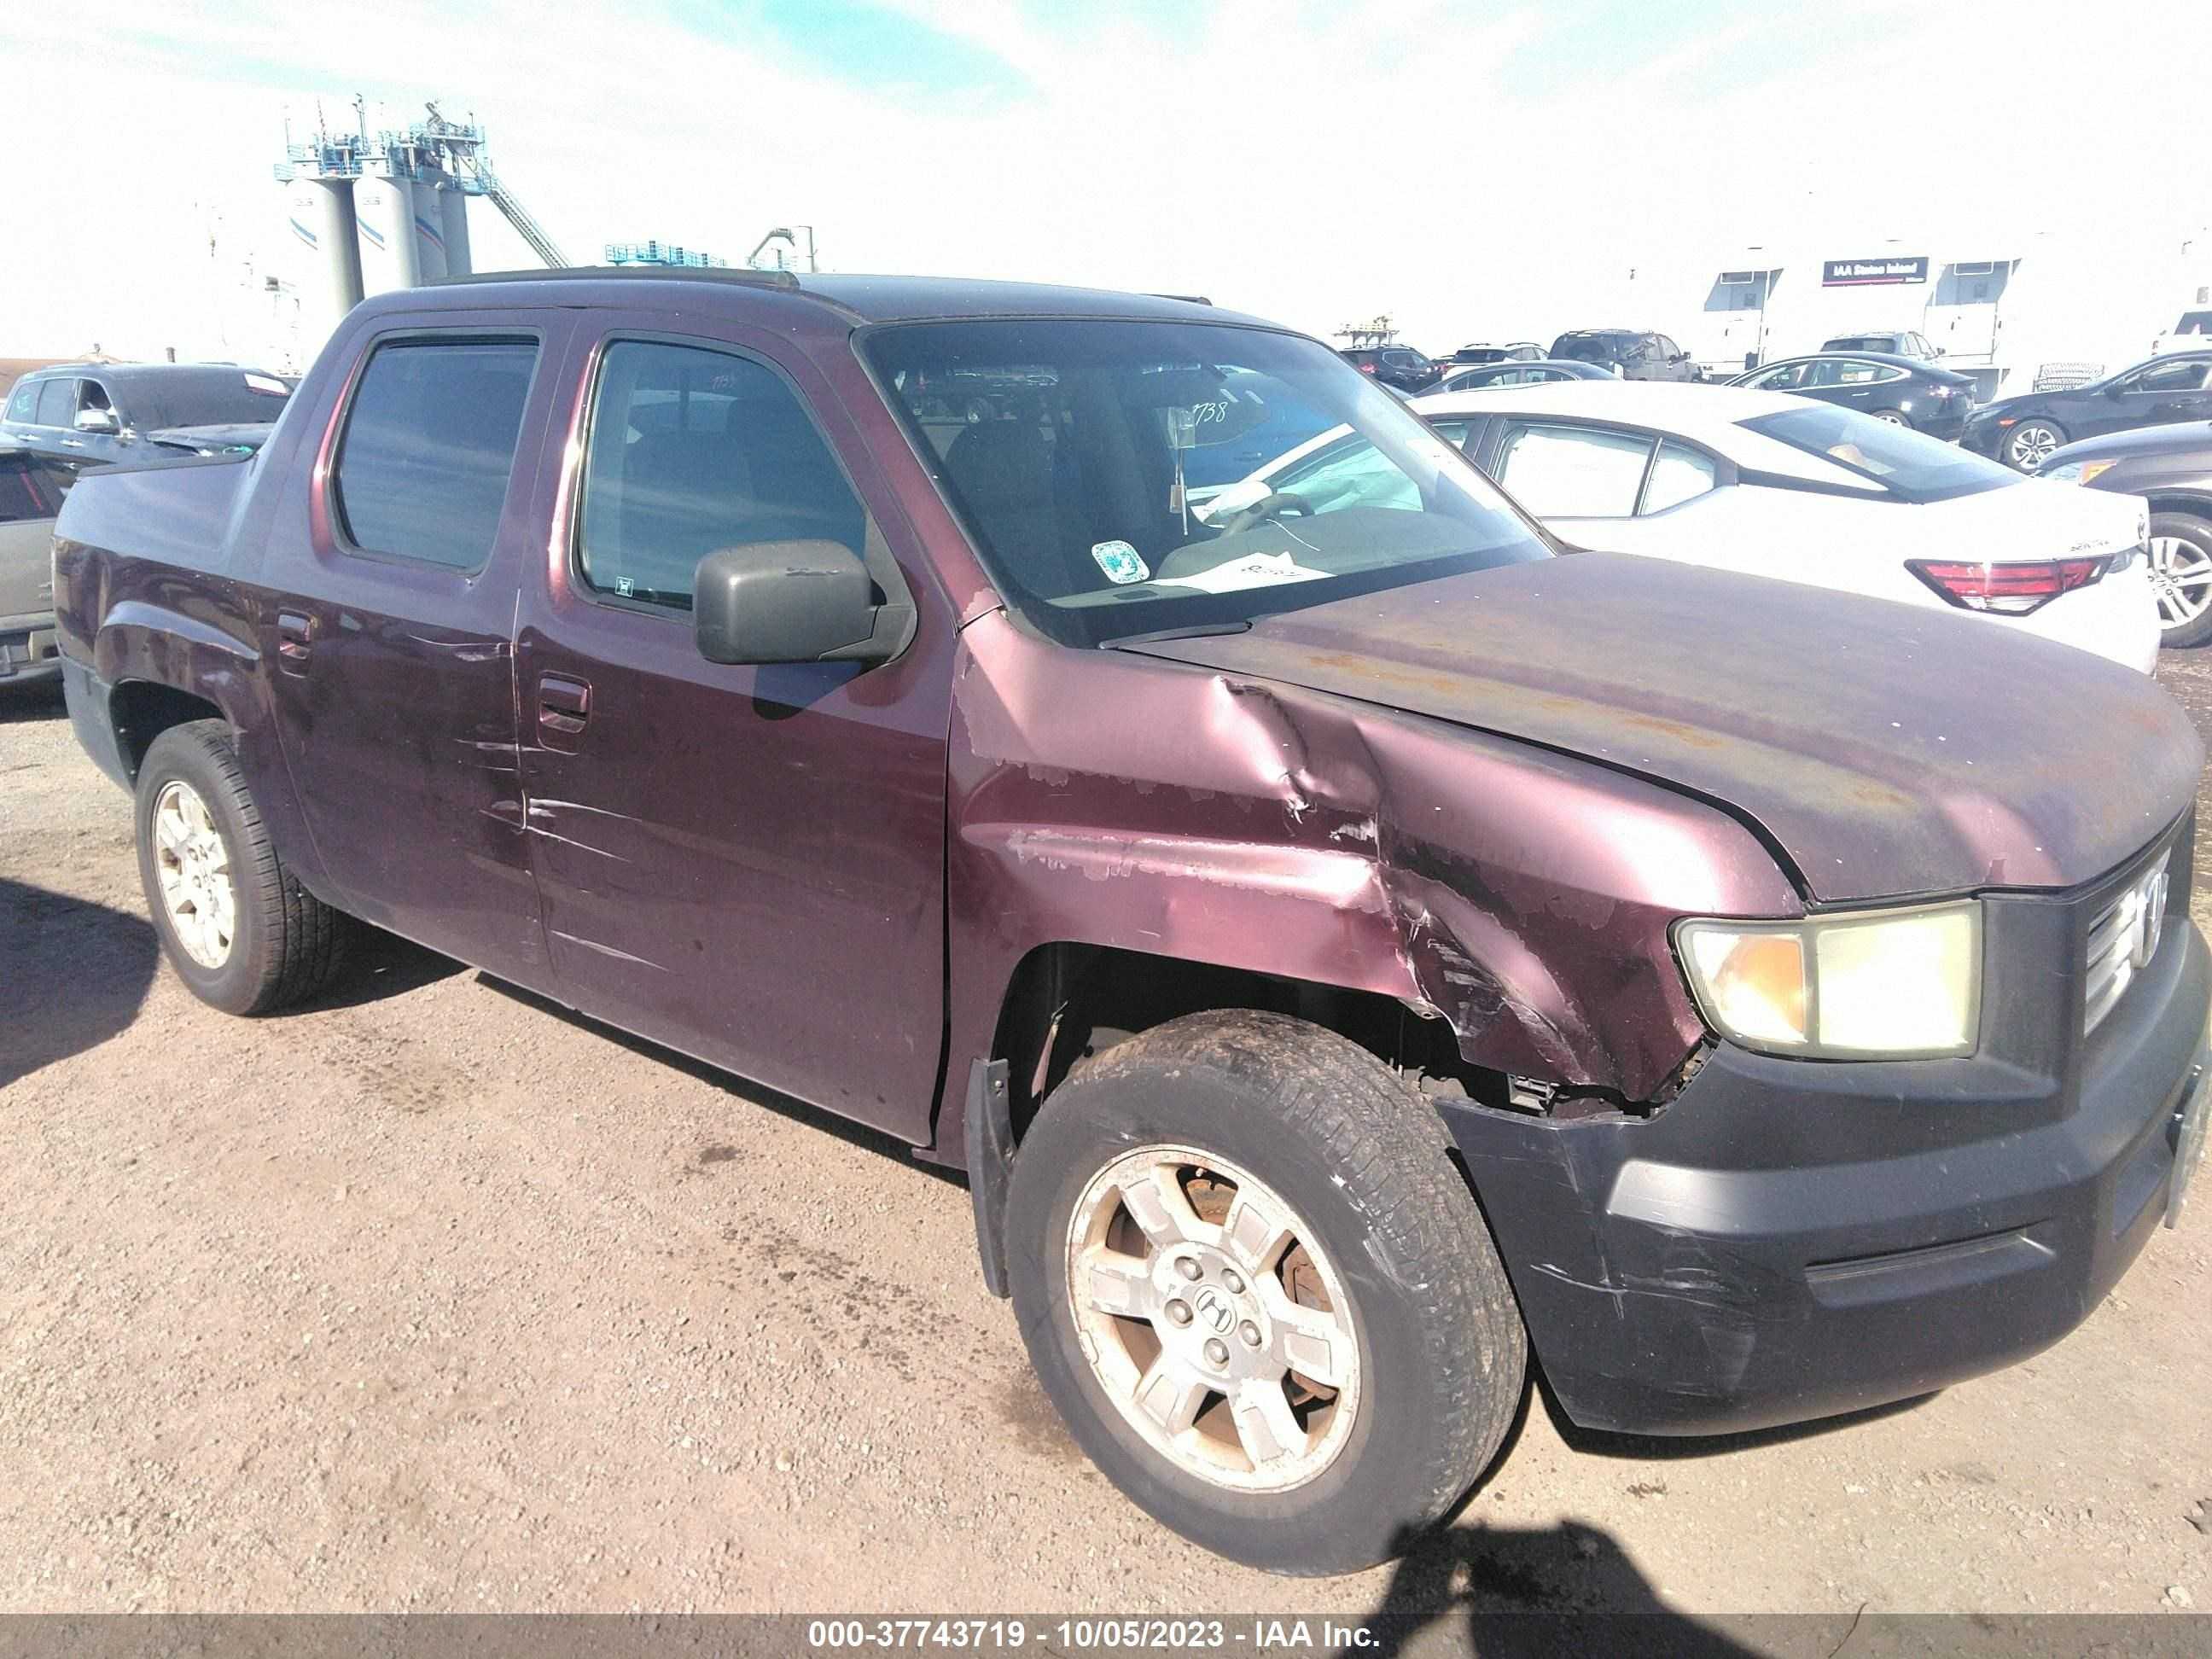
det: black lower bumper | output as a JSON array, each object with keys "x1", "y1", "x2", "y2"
[{"x1": 1439, "y1": 919, "x2": 2209, "y2": 1436}]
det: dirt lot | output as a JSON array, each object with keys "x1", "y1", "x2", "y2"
[{"x1": 2, "y1": 658, "x2": 2208, "y2": 1626}]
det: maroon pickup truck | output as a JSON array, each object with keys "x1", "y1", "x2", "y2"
[{"x1": 49, "y1": 271, "x2": 2211, "y2": 1575}]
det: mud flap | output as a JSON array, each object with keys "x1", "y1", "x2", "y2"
[{"x1": 965, "y1": 1057, "x2": 1016, "y2": 1297}]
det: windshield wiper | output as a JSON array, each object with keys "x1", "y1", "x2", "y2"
[{"x1": 1099, "y1": 620, "x2": 1254, "y2": 650}]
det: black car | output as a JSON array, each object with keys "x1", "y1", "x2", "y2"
[
  {"x1": 1434, "y1": 358, "x2": 1616, "y2": 393},
  {"x1": 0, "y1": 363, "x2": 289, "y2": 469},
  {"x1": 1340, "y1": 346, "x2": 1441, "y2": 392},
  {"x1": 1728, "y1": 351, "x2": 1976, "y2": 439},
  {"x1": 2040, "y1": 420, "x2": 2212, "y2": 648},
  {"x1": 1547, "y1": 329, "x2": 1701, "y2": 382},
  {"x1": 1962, "y1": 349, "x2": 2212, "y2": 473}
]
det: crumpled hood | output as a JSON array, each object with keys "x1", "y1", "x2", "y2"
[{"x1": 1127, "y1": 553, "x2": 2201, "y2": 903}]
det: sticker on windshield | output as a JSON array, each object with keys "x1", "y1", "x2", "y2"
[
  {"x1": 1156, "y1": 550, "x2": 1330, "y2": 595},
  {"x1": 1091, "y1": 539, "x2": 1152, "y2": 585}
]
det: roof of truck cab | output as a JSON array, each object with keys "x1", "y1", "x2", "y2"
[{"x1": 420, "y1": 268, "x2": 1275, "y2": 330}]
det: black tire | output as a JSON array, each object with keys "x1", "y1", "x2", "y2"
[
  {"x1": 2150, "y1": 509, "x2": 2212, "y2": 649},
  {"x1": 1870, "y1": 407, "x2": 1912, "y2": 427},
  {"x1": 2005, "y1": 418, "x2": 2066, "y2": 471},
  {"x1": 134, "y1": 719, "x2": 351, "y2": 1015},
  {"x1": 1005, "y1": 1010, "x2": 1527, "y2": 1575}
]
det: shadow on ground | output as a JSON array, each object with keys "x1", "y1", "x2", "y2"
[
  {"x1": 0, "y1": 876, "x2": 158, "y2": 1088},
  {"x1": 0, "y1": 679, "x2": 65, "y2": 725},
  {"x1": 294, "y1": 923, "x2": 467, "y2": 1013},
  {"x1": 1355, "y1": 1518, "x2": 1764, "y2": 1656},
  {"x1": 479, "y1": 975, "x2": 966, "y2": 1187}
]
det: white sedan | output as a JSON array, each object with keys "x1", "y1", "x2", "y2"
[{"x1": 1204, "y1": 381, "x2": 2161, "y2": 673}]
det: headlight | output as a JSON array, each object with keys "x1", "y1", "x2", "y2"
[
  {"x1": 2037, "y1": 458, "x2": 2116, "y2": 486},
  {"x1": 1675, "y1": 903, "x2": 1980, "y2": 1058}
]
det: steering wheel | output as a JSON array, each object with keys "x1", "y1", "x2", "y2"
[{"x1": 1219, "y1": 491, "x2": 1315, "y2": 536}]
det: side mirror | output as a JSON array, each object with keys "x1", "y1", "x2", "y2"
[
  {"x1": 2103, "y1": 381, "x2": 2127, "y2": 397},
  {"x1": 73, "y1": 407, "x2": 119, "y2": 434},
  {"x1": 693, "y1": 539, "x2": 905, "y2": 667}
]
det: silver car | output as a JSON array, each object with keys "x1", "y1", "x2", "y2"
[{"x1": 0, "y1": 444, "x2": 69, "y2": 686}]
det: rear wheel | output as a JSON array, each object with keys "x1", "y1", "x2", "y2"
[
  {"x1": 134, "y1": 720, "x2": 352, "y2": 1014},
  {"x1": 2005, "y1": 419, "x2": 2066, "y2": 470},
  {"x1": 1005, "y1": 1010, "x2": 1526, "y2": 1575},
  {"x1": 2149, "y1": 510, "x2": 2212, "y2": 649},
  {"x1": 1871, "y1": 408, "x2": 1912, "y2": 426}
]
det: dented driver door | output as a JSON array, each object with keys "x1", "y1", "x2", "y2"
[{"x1": 513, "y1": 318, "x2": 954, "y2": 1141}]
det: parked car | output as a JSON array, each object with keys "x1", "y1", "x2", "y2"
[
  {"x1": 1338, "y1": 345, "x2": 1441, "y2": 392},
  {"x1": 1961, "y1": 349, "x2": 2212, "y2": 472},
  {"x1": 1434, "y1": 358, "x2": 1615, "y2": 393},
  {"x1": 1405, "y1": 381, "x2": 2158, "y2": 672},
  {"x1": 1726, "y1": 352, "x2": 1977, "y2": 439},
  {"x1": 1444, "y1": 341, "x2": 1543, "y2": 368},
  {"x1": 0, "y1": 363, "x2": 290, "y2": 468},
  {"x1": 1822, "y1": 329, "x2": 1940, "y2": 361},
  {"x1": 2040, "y1": 421, "x2": 2212, "y2": 648},
  {"x1": 1547, "y1": 329, "x2": 1702, "y2": 381},
  {"x1": 50, "y1": 270, "x2": 2209, "y2": 1575},
  {"x1": 0, "y1": 443, "x2": 74, "y2": 686}
]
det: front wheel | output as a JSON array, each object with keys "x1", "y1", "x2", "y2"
[
  {"x1": 1005, "y1": 1010, "x2": 1526, "y2": 1575},
  {"x1": 2005, "y1": 419, "x2": 2066, "y2": 470},
  {"x1": 134, "y1": 720, "x2": 352, "y2": 1014},
  {"x1": 2149, "y1": 509, "x2": 2212, "y2": 649}
]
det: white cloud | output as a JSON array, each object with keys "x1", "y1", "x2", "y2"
[{"x1": 0, "y1": 0, "x2": 2198, "y2": 368}]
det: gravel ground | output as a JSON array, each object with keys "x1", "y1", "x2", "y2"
[{"x1": 1, "y1": 660, "x2": 2208, "y2": 1626}]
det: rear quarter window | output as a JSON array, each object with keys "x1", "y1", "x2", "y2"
[
  {"x1": 4, "y1": 382, "x2": 36, "y2": 423},
  {"x1": 331, "y1": 339, "x2": 539, "y2": 570}
]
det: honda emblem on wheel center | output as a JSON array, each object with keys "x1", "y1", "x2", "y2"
[{"x1": 1193, "y1": 1286, "x2": 1236, "y2": 1334}]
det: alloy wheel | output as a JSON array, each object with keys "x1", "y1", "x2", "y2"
[
  {"x1": 2008, "y1": 423, "x2": 2062, "y2": 469},
  {"x1": 151, "y1": 779, "x2": 236, "y2": 969},
  {"x1": 2150, "y1": 534, "x2": 2212, "y2": 632},
  {"x1": 1065, "y1": 1144, "x2": 1360, "y2": 1493}
]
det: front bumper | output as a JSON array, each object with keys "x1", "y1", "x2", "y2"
[
  {"x1": 1960, "y1": 421, "x2": 2008, "y2": 459},
  {"x1": 1439, "y1": 889, "x2": 2209, "y2": 1436},
  {"x1": 0, "y1": 611, "x2": 61, "y2": 685}
]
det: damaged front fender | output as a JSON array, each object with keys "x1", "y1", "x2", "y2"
[{"x1": 942, "y1": 610, "x2": 1801, "y2": 1150}]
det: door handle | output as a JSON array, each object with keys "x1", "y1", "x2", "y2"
[
  {"x1": 276, "y1": 610, "x2": 313, "y2": 675},
  {"x1": 537, "y1": 673, "x2": 592, "y2": 748}
]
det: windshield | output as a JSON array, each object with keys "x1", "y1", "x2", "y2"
[
  {"x1": 1740, "y1": 405, "x2": 2016, "y2": 503},
  {"x1": 864, "y1": 319, "x2": 1547, "y2": 647}
]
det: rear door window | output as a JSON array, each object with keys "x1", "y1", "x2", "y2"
[
  {"x1": 1495, "y1": 422, "x2": 1653, "y2": 517},
  {"x1": 575, "y1": 339, "x2": 870, "y2": 611},
  {"x1": 33, "y1": 380, "x2": 76, "y2": 428},
  {"x1": 331, "y1": 338, "x2": 539, "y2": 570}
]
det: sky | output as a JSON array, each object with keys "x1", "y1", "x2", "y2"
[{"x1": 1, "y1": 0, "x2": 2202, "y2": 366}]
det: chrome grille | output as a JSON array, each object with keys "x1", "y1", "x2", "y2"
[{"x1": 2084, "y1": 851, "x2": 2172, "y2": 1035}]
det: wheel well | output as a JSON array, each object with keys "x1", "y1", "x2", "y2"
[
  {"x1": 989, "y1": 943, "x2": 1510, "y2": 1142},
  {"x1": 2146, "y1": 492, "x2": 2212, "y2": 526},
  {"x1": 108, "y1": 681, "x2": 225, "y2": 781}
]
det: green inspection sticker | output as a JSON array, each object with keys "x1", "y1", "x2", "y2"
[{"x1": 1091, "y1": 540, "x2": 1151, "y2": 585}]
